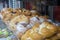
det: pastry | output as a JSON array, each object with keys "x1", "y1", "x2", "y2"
[
  {"x1": 8, "y1": 15, "x2": 29, "y2": 39},
  {"x1": 9, "y1": 15, "x2": 29, "y2": 31},
  {"x1": 39, "y1": 22, "x2": 58, "y2": 38},
  {"x1": 1, "y1": 8, "x2": 59, "y2": 40},
  {"x1": 21, "y1": 22, "x2": 58, "y2": 40},
  {"x1": 21, "y1": 23, "x2": 44, "y2": 40},
  {"x1": 1, "y1": 8, "x2": 22, "y2": 25},
  {"x1": 13, "y1": 24, "x2": 27, "y2": 39}
]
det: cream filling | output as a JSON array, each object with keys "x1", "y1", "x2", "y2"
[
  {"x1": 16, "y1": 24, "x2": 27, "y2": 33},
  {"x1": 26, "y1": 24, "x2": 32, "y2": 29},
  {"x1": 30, "y1": 17, "x2": 39, "y2": 22},
  {"x1": 29, "y1": 17, "x2": 40, "y2": 29}
]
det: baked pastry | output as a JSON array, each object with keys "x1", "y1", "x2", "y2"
[
  {"x1": 21, "y1": 22, "x2": 58, "y2": 40},
  {"x1": 1, "y1": 8, "x2": 12, "y2": 19},
  {"x1": 8, "y1": 15, "x2": 29, "y2": 39},
  {"x1": 1, "y1": 8, "x2": 12, "y2": 17},
  {"x1": 13, "y1": 24, "x2": 27, "y2": 39},
  {"x1": 1, "y1": 8, "x2": 59, "y2": 40},
  {"x1": 9, "y1": 15, "x2": 29, "y2": 31},
  {"x1": 1, "y1": 8, "x2": 22, "y2": 25},
  {"x1": 21, "y1": 23, "x2": 44, "y2": 40},
  {"x1": 56, "y1": 27, "x2": 60, "y2": 39},
  {"x1": 44, "y1": 26, "x2": 60, "y2": 40},
  {"x1": 0, "y1": 8, "x2": 13, "y2": 24},
  {"x1": 38, "y1": 22, "x2": 58, "y2": 38}
]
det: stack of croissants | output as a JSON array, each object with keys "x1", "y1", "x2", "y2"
[{"x1": 0, "y1": 8, "x2": 60, "y2": 40}]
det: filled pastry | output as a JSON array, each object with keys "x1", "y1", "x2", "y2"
[
  {"x1": 21, "y1": 23, "x2": 44, "y2": 40},
  {"x1": 9, "y1": 15, "x2": 29, "y2": 31},
  {"x1": 21, "y1": 22, "x2": 58, "y2": 40}
]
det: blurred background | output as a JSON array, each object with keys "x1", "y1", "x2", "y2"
[{"x1": 0, "y1": 0, "x2": 60, "y2": 22}]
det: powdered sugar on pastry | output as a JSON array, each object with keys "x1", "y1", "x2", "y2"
[
  {"x1": 16, "y1": 24, "x2": 27, "y2": 33},
  {"x1": 30, "y1": 17, "x2": 39, "y2": 22},
  {"x1": 30, "y1": 17, "x2": 39, "y2": 24}
]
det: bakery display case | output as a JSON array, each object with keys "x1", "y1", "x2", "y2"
[{"x1": 0, "y1": 0, "x2": 60, "y2": 40}]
